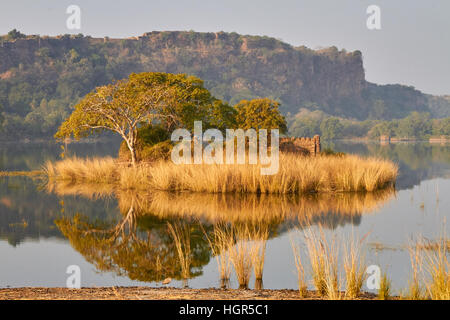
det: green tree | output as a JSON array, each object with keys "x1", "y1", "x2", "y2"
[
  {"x1": 368, "y1": 121, "x2": 397, "y2": 139},
  {"x1": 234, "y1": 98, "x2": 287, "y2": 134},
  {"x1": 6, "y1": 29, "x2": 26, "y2": 40},
  {"x1": 55, "y1": 73, "x2": 173, "y2": 165},
  {"x1": 289, "y1": 117, "x2": 320, "y2": 137},
  {"x1": 396, "y1": 112, "x2": 432, "y2": 138},
  {"x1": 320, "y1": 117, "x2": 343, "y2": 140},
  {"x1": 55, "y1": 72, "x2": 233, "y2": 165}
]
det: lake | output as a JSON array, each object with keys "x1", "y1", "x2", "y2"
[{"x1": 0, "y1": 140, "x2": 449, "y2": 294}]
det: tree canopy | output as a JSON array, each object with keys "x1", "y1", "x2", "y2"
[
  {"x1": 55, "y1": 72, "x2": 236, "y2": 165},
  {"x1": 234, "y1": 98, "x2": 287, "y2": 134}
]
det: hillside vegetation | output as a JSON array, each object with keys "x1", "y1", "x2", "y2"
[{"x1": 0, "y1": 30, "x2": 449, "y2": 139}]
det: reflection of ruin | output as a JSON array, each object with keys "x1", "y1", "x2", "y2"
[{"x1": 50, "y1": 182, "x2": 395, "y2": 284}]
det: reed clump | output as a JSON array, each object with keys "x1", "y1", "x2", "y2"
[
  {"x1": 303, "y1": 227, "x2": 341, "y2": 299},
  {"x1": 422, "y1": 237, "x2": 450, "y2": 300},
  {"x1": 45, "y1": 153, "x2": 397, "y2": 194},
  {"x1": 45, "y1": 157, "x2": 118, "y2": 184},
  {"x1": 290, "y1": 238, "x2": 308, "y2": 297},
  {"x1": 343, "y1": 234, "x2": 368, "y2": 299},
  {"x1": 378, "y1": 272, "x2": 391, "y2": 300},
  {"x1": 405, "y1": 241, "x2": 426, "y2": 300}
]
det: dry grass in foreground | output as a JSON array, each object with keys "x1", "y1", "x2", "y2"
[{"x1": 45, "y1": 154, "x2": 397, "y2": 194}]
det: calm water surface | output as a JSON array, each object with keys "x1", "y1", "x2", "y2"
[{"x1": 0, "y1": 140, "x2": 449, "y2": 293}]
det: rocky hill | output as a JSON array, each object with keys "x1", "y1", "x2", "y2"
[{"x1": 0, "y1": 31, "x2": 448, "y2": 138}]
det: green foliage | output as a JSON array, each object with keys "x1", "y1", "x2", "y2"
[
  {"x1": 234, "y1": 98, "x2": 287, "y2": 134},
  {"x1": 6, "y1": 29, "x2": 26, "y2": 40},
  {"x1": 118, "y1": 124, "x2": 173, "y2": 162},
  {"x1": 368, "y1": 112, "x2": 444, "y2": 139},
  {"x1": 137, "y1": 124, "x2": 170, "y2": 146},
  {"x1": 320, "y1": 117, "x2": 343, "y2": 140},
  {"x1": 289, "y1": 108, "x2": 449, "y2": 140},
  {"x1": 55, "y1": 72, "x2": 226, "y2": 164},
  {"x1": 0, "y1": 31, "x2": 449, "y2": 140}
]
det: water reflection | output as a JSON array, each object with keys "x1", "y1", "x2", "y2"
[
  {"x1": 46, "y1": 182, "x2": 395, "y2": 284},
  {"x1": 0, "y1": 141, "x2": 448, "y2": 289}
]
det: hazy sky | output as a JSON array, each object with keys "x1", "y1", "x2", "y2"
[{"x1": 1, "y1": 0, "x2": 449, "y2": 95}]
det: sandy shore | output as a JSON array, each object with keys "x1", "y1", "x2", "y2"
[{"x1": 0, "y1": 287, "x2": 379, "y2": 300}]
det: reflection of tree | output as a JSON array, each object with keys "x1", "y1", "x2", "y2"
[
  {"x1": 50, "y1": 184, "x2": 395, "y2": 283},
  {"x1": 55, "y1": 198, "x2": 212, "y2": 282}
]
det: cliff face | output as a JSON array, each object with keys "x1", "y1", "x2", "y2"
[
  {"x1": 0, "y1": 32, "x2": 368, "y2": 114},
  {"x1": 0, "y1": 31, "x2": 447, "y2": 137}
]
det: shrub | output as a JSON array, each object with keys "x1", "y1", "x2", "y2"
[{"x1": 118, "y1": 124, "x2": 172, "y2": 162}]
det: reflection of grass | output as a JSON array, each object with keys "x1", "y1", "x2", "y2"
[
  {"x1": 202, "y1": 224, "x2": 269, "y2": 289},
  {"x1": 228, "y1": 226, "x2": 253, "y2": 289},
  {"x1": 202, "y1": 223, "x2": 232, "y2": 285},
  {"x1": 47, "y1": 182, "x2": 395, "y2": 226},
  {"x1": 45, "y1": 153, "x2": 397, "y2": 194},
  {"x1": 249, "y1": 225, "x2": 269, "y2": 281},
  {"x1": 0, "y1": 170, "x2": 42, "y2": 177},
  {"x1": 129, "y1": 190, "x2": 394, "y2": 225},
  {"x1": 167, "y1": 222, "x2": 192, "y2": 282}
]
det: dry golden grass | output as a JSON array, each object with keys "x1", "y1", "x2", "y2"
[
  {"x1": 405, "y1": 240, "x2": 426, "y2": 300},
  {"x1": 378, "y1": 272, "x2": 391, "y2": 300},
  {"x1": 45, "y1": 157, "x2": 118, "y2": 184},
  {"x1": 403, "y1": 232, "x2": 449, "y2": 300},
  {"x1": 45, "y1": 153, "x2": 397, "y2": 194},
  {"x1": 290, "y1": 237, "x2": 308, "y2": 297},
  {"x1": 303, "y1": 226, "x2": 341, "y2": 299},
  {"x1": 422, "y1": 237, "x2": 450, "y2": 300},
  {"x1": 343, "y1": 234, "x2": 368, "y2": 299}
]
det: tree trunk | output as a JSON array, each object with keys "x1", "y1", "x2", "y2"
[
  {"x1": 125, "y1": 140, "x2": 137, "y2": 167},
  {"x1": 130, "y1": 145, "x2": 137, "y2": 167}
]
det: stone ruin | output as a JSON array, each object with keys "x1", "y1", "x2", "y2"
[{"x1": 279, "y1": 135, "x2": 321, "y2": 156}]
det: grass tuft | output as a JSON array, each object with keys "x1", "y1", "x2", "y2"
[{"x1": 45, "y1": 154, "x2": 397, "y2": 194}]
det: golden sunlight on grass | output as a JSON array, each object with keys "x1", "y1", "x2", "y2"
[
  {"x1": 291, "y1": 226, "x2": 370, "y2": 300},
  {"x1": 45, "y1": 153, "x2": 397, "y2": 194}
]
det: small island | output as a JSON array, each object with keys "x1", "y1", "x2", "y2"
[{"x1": 45, "y1": 72, "x2": 398, "y2": 194}]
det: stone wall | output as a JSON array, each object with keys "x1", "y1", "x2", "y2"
[{"x1": 280, "y1": 135, "x2": 321, "y2": 156}]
